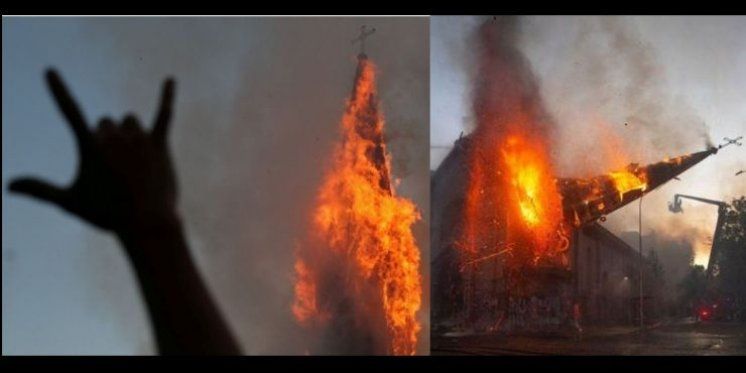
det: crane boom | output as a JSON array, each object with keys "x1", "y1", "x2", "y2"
[
  {"x1": 673, "y1": 194, "x2": 727, "y2": 208},
  {"x1": 668, "y1": 193, "x2": 728, "y2": 278}
]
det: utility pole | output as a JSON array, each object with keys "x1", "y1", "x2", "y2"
[{"x1": 638, "y1": 195, "x2": 644, "y2": 333}]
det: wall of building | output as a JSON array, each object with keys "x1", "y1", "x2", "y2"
[
  {"x1": 571, "y1": 223, "x2": 656, "y2": 325},
  {"x1": 431, "y1": 139, "x2": 657, "y2": 331}
]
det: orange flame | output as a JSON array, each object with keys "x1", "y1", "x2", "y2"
[
  {"x1": 292, "y1": 258, "x2": 328, "y2": 327},
  {"x1": 501, "y1": 133, "x2": 568, "y2": 261},
  {"x1": 503, "y1": 136, "x2": 563, "y2": 229},
  {"x1": 293, "y1": 58, "x2": 422, "y2": 355},
  {"x1": 463, "y1": 122, "x2": 569, "y2": 271},
  {"x1": 608, "y1": 170, "x2": 647, "y2": 200}
]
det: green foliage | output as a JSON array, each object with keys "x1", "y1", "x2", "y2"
[
  {"x1": 721, "y1": 196, "x2": 746, "y2": 243},
  {"x1": 715, "y1": 196, "x2": 746, "y2": 298}
]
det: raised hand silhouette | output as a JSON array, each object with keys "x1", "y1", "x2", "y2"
[
  {"x1": 10, "y1": 70, "x2": 177, "y2": 240},
  {"x1": 9, "y1": 69, "x2": 240, "y2": 355}
]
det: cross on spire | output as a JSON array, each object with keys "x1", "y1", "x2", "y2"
[
  {"x1": 721, "y1": 136, "x2": 743, "y2": 148},
  {"x1": 352, "y1": 25, "x2": 376, "y2": 55}
]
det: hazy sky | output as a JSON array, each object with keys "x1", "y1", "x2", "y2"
[
  {"x1": 2, "y1": 16, "x2": 429, "y2": 355},
  {"x1": 431, "y1": 16, "x2": 745, "y2": 267}
]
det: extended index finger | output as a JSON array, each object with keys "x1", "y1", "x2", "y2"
[
  {"x1": 45, "y1": 69, "x2": 92, "y2": 149},
  {"x1": 151, "y1": 78, "x2": 175, "y2": 146}
]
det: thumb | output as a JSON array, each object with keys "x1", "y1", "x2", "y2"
[{"x1": 8, "y1": 177, "x2": 68, "y2": 207}]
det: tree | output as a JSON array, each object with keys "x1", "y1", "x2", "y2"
[
  {"x1": 721, "y1": 196, "x2": 746, "y2": 243},
  {"x1": 715, "y1": 196, "x2": 746, "y2": 320}
]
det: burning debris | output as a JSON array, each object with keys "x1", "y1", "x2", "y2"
[{"x1": 292, "y1": 52, "x2": 422, "y2": 355}]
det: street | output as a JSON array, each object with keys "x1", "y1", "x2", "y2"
[{"x1": 432, "y1": 321, "x2": 746, "y2": 355}]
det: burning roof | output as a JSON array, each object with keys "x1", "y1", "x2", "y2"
[{"x1": 559, "y1": 147, "x2": 718, "y2": 228}]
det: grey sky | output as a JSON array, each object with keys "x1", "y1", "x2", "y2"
[
  {"x1": 431, "y1": 16, "x2": 745, "y2": 267},
  {"x1": 3, "y1": 16, "x2": 429, "y2": 355}
]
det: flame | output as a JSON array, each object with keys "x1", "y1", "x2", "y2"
[
  {"x1": 457, "y1": 20, "x2": 572, "y2": 274},
  {"x1": 463, "y1": 124, "x2": 569, "y2": 270},
  {"x1": 560, "y1": 164, "x2": 650, "y2": 228},
  {"x1": 663, "y1": 155, "x2": 688, "y2": 166},
  {"x1": 293, "y1": 58, "x2": 421, "y2": 355},
  {"x1": 503, "y1": 136, "x2": 561, "y2": 227},
  {"x1": 292, "y1": 258, "x2": 328, "y2": 327},
  {"x1": 501, "y1": 134, "x2": 567, "y2": 256},
  {"x1": 608, "y1": 170, "x2": 647, "y2": 200}
]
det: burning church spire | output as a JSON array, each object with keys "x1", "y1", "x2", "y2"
[
  {"x1": 292, "y1": 28, "x2": 422, "y2": 355},
  {"x1": 559, "y1": 146, "x2": 724, "y2": 229},
  {"x1": 348, "y1": 25, "x2": 391, "y2": 194}
]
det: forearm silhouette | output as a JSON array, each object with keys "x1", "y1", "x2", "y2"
[{"x1": 9, "y1": 70, "x2": 241, "y2": 355}]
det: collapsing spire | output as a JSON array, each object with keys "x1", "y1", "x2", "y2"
[{"x1": 558, "y1": 147, "x2": 719, "y2": 228}]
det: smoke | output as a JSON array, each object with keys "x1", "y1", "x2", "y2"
[
  {"x1": 448, "y1": 16, "x2": 727, "y2": 298},
  {"x1": 459, "y1": 17, "x2": 568, "y2": 267},
  {"x1": 470, "y1": 17, "x2": 558, "y2": 143},
  {"x1": 516, "y1": 16, "x2": 727, "y2": 277},
  {"x1": 77, "y1": 17, "x2": 429, "y2": 355},
  {"x1": 522, "y1": 16, "x2": 712, "y2": 177},
  {"x1": 296, "y1": 240, "x2": 391, "y2": 354},
  {"x1": 620, "y1": 226, "x2": 703, "y2": 299}
]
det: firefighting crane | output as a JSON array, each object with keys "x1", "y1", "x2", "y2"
[
  {"x1": 668, "y1": 193, "x2": 738, "y2": 321},
  {"x1": 668, "y1": 193, "x2": 728, "y2": 279}
]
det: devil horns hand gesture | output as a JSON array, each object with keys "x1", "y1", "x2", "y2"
[
  {"x1": 10, "y1": 70, "x2": 178, "y2": 242},
  {"x1": 9, "y1": 69, "x2": 240, "y2": 355}
]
